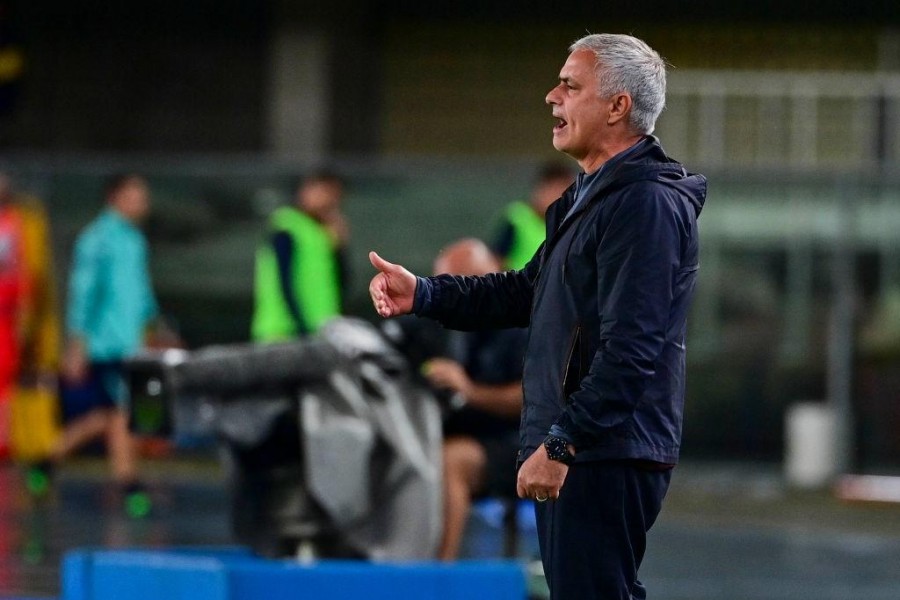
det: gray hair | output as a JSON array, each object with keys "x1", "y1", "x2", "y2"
[{"x1": 569, "y1": 34, "x2": 666, "y2": 135}]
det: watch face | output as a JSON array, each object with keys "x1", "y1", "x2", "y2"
[{"x1": 545, "y1": 436, "x2": 573, "y2": 464}]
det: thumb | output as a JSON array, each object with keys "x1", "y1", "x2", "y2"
[{"x1": 369, "y1": 251, "x2": 399, "y2": 273}]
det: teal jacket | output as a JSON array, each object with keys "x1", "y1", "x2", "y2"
[{"x1": 66, "y1": 208, "x2": 159, "y2": 361}]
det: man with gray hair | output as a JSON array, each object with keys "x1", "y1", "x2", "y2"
[{"x1": 369, "y1": 33, "x2": 706, "y2": 598}]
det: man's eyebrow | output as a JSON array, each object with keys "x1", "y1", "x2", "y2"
[{"x1": 559, "y1": 76, "x2": 574, "y2": 85}]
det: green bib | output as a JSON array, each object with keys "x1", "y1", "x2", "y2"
[
  {"x1": 504, "y1": 201, "x2": 546, "y2": 270},
  {"x1": 251, "y1": 207, "x2": 341, "y2": 341}
]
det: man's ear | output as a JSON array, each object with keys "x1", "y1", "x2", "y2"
[{"x1": 607, "y1": 92, "x2": 632, "y2": 127}]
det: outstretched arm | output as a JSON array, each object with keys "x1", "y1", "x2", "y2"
[
  {"x1": 423, "y1": 358, "x2": 522, "y2": 418},
  {"x1": 368, "y1": 247, "x2": 542, "y2": 331}
]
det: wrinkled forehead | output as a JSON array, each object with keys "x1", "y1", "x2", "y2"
[{"x1": 559, "y1": 49, "x2": 599, "y2": 81}]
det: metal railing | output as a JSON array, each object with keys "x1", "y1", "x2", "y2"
[{"x1": 659, "y1": 70, "x2": 900, "y2": 169}]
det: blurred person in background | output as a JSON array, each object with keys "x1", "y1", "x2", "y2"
[
  {"x1": 0, "y1": 172, "x2": 62, "y2": 487},
  {"x1": 252, "y1": 170, "x2": 349, "y2": 341},
  {"x1": 490, "y1": 162, "x2": 574, "y2": 270},
  {"x1": 50, "y1": 174, "x2": 160, "y2": 517},
  {"x1": 369, "y1": 33, "x2": 706, "y2": 599},
  {"x1": 0, "y1": 171, "x2": 29, "y2": 459},
  {"x1": 421, "y1": 239, "x2": 527, "y2": 561},
  {"x1": 0, "y1": 172, "x2": 61, "y2": 463}
]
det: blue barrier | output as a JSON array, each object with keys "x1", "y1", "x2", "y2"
[
  {"x1": 465, "y1": 498, "x2": 539, "y2": 560},
  {"x1": 62, "y1": 548, "x2": 526, "y2": 600}
]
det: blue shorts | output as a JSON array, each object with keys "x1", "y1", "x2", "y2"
[{"x1": 61, "y1": 361, "x2": 128, "y2": 422}]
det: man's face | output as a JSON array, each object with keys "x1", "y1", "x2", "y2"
[
  {"x1": 111, "y1": 179, "x2": 151, "y2": 223},
  {"x1": 299, "y1": 180, "x2": 343, "y2": 219},
  {"x1": 533, "y1": 176, "x2": 573, "y2": 217},
  {"x1": 545, "y1": 50, "x2": 608, "y2": 163}
]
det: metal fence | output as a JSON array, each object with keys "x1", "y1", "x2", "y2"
[
  {"x1": 686, "y1": 171, "x2": 900, "y2": 471},
  {"x1": 660, "y1": 70, "x2": 900, "y2": 169}
]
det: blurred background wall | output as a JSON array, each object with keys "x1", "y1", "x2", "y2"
[{"x1": 2, "y1": 0, "x2": 900, "y2": 471}]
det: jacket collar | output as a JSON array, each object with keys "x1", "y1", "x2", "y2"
[
  {"x1": 543, "y1": 136, "x2": 678, "y2": 249},
  {"x1": 539, "y1": 136, "x2": 704, "y2": 273}
]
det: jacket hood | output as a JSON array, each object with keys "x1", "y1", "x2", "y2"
[{"x1": 587, "y1": 136, "x2": 707, "y2": 218}]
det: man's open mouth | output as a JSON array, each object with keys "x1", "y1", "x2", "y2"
[{"x1": 553, "y1": 117, "x2": 568, "y2": 133}]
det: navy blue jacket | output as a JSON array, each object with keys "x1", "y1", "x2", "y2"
[{"x1": 414, "y1": 136, "x2": 707, "y2": 464}]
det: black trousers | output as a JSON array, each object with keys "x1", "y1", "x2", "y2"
[{"x1": 534, "y1": 461, "x2": 672, "y2": 600}]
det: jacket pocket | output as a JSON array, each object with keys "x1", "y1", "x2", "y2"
[{"x1": 561, "y1": 325, "x2": 582, "y2": 405}]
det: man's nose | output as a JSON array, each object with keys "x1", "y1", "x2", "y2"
[{"x1": 545, "y1": 84, "x2": 562, "y2": 106}]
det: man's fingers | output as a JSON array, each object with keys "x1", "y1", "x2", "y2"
[
  {"x1": 369, "y1": 277, "x2": 395, "y2": 317},
  {"x1": 369, "y1": 274, "x2": 385, "y2": 298},
  {"x1": 369, "y1": 251, "x2": 398, "y2": 274},
  {"x1": 517, "y1": 451, "x2": 568, "y2": 501},
  {"x1": 369, "y1": 251, "x2": 415, "y2": 319}
]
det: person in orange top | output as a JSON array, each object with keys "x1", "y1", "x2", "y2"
[
  {"x1": 0, "y1": 181, "x2": 27, "y2": 459},
  {"x1": 0, "y1": 171, "x2": 60, "y2": 461}
]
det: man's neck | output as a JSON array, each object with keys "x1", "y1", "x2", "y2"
[
  {"x1": 578, "y1": 133, "x2": 645, "y2": 174},
  {"x1": 109, "y1": 204, "x2": 137, "y2": 225}
]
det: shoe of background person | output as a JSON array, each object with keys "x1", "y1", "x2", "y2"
[
  {"x1": 25, "y1": 460, "x2": 54, "y2": 498},
  {"x1": 122, "y1": 481, "x2": 152, "y2": 518}
]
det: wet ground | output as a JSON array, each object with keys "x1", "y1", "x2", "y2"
[
  {"x1": 0, "y1": 458, "x2": 232, "y2": 598},
  {"x1": 645, "y1": 464, "x2": 900, "y2": 600},
  {"x1": 1, "y1": 458, "x2": 899, "y2": 600}
]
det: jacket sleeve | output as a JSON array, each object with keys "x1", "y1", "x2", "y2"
[
  {"x1": 553, "y1": 183, "x2": 686, "y2": 447},
  {"x1": 66, "y1": 232, "x2": 102, "y2": 339},
  {"x1": 413, "y1": 244, "x2": 543, "y2": 331},
  {"x1": 271, "y1": 231, "x2": 309, "y2": 335}
]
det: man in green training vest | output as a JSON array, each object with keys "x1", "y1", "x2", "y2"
[
  {"x1": 490, "y1": 162, "x2": 574, "y2": 270},
  {"x1": 252, "y1": 171, "x2": 348, "y2": 341}
]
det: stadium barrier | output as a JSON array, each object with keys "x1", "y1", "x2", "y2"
[{"x1": 62, "y1": 547, "x2": 527, "y2": 600}]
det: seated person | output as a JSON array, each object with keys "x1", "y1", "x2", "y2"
[{"x1": 422, "y1": 238, "x2": 527, "y2": 561}]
